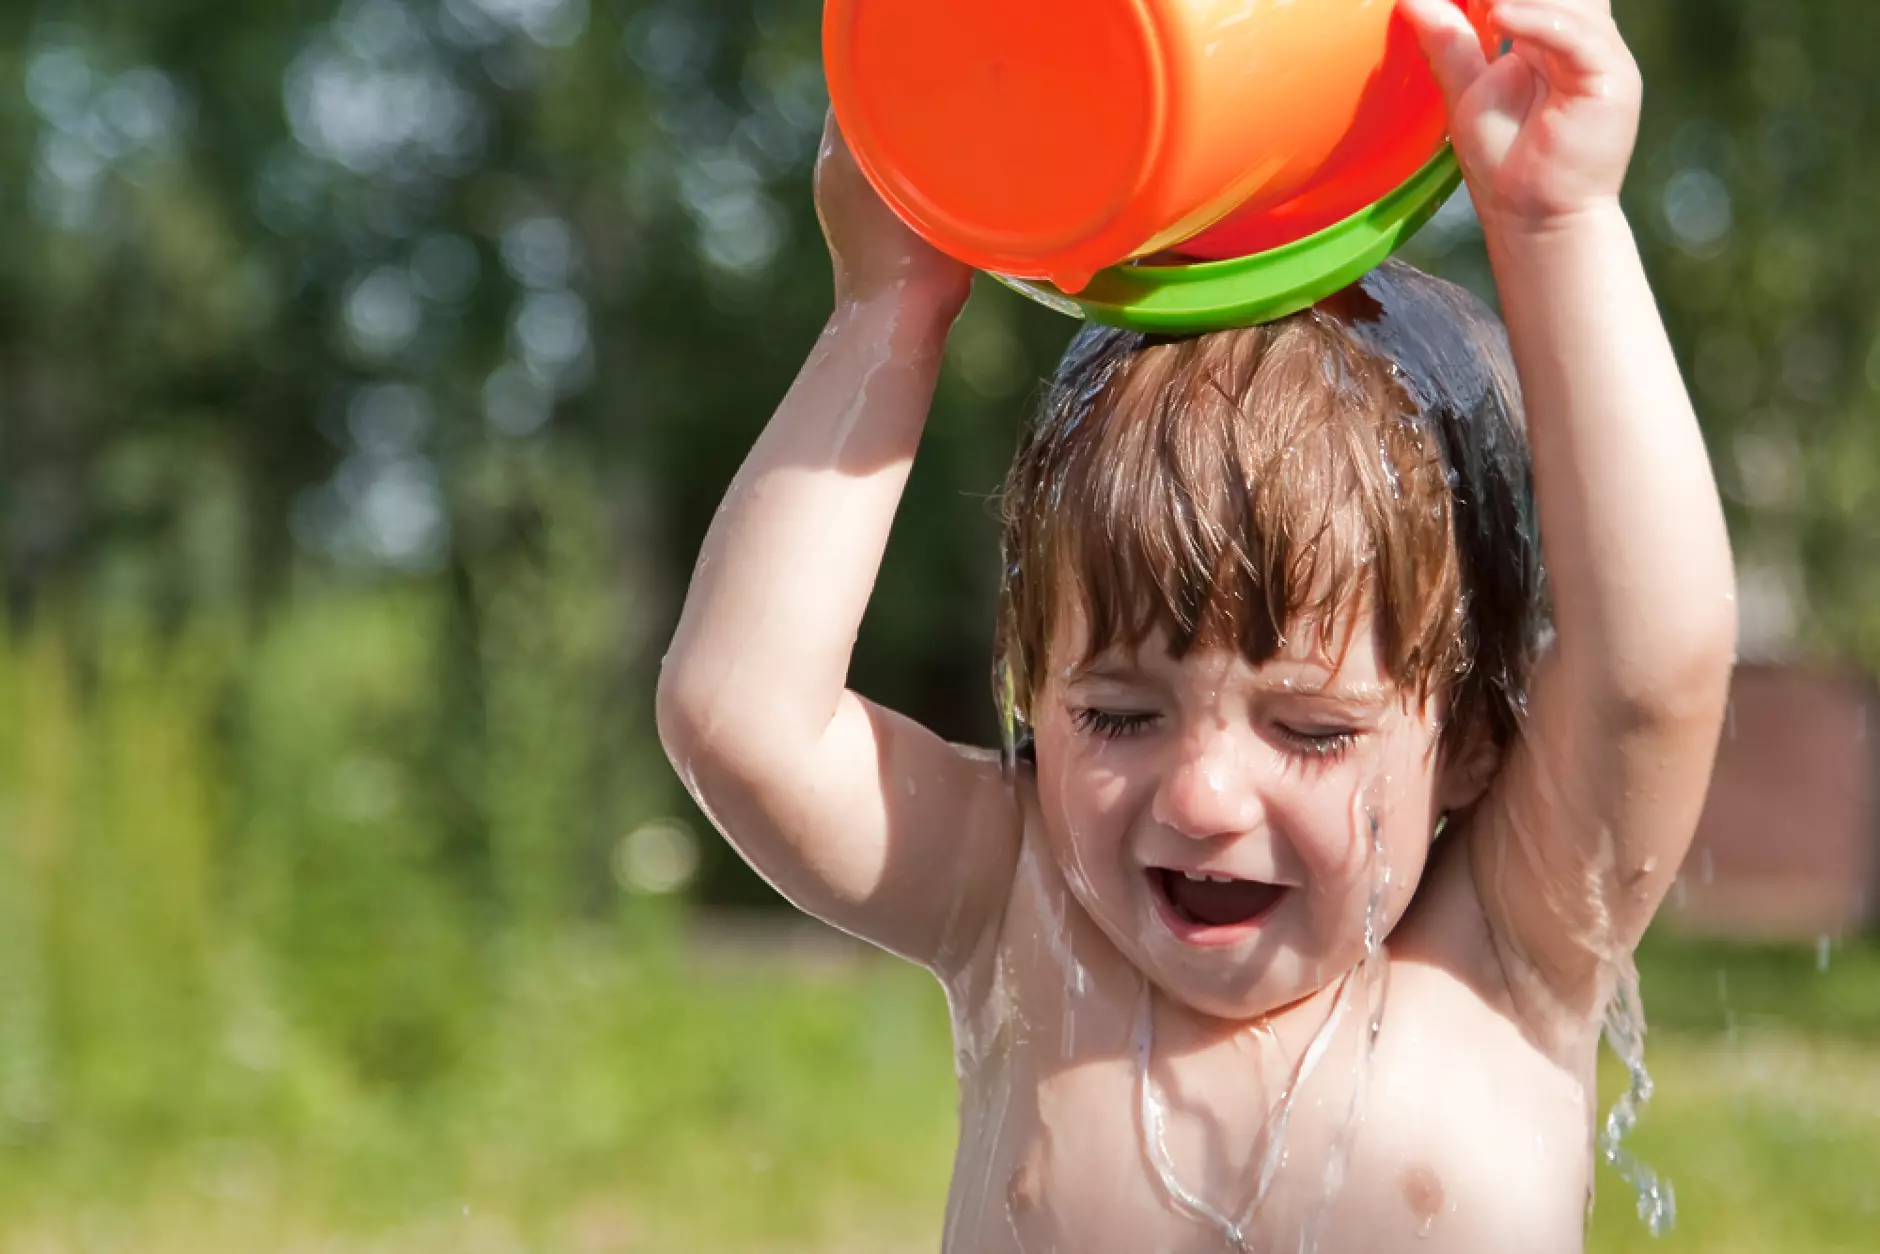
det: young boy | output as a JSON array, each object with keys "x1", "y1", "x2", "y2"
[{"x1": 657, "y1": 1, "x2": 1737, "y2": 1250}]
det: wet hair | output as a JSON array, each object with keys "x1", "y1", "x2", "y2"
[{"x1": 994, "y1": 260, "x2": 1548, "y2": 759}]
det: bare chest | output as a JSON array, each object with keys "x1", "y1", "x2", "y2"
[{"x1": 939, "y1": 887, "x2": 1594, "y2": 1253}]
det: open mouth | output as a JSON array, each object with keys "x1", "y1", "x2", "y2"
[{"x1": 1149, "y1": 868, "x2": 1285, "y2": 939}]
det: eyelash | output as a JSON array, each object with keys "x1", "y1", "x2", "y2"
[
  {"x1": 1070, "y1": 709, "x2": 1359, "y2": 761},
  {"x1": 1071, "y1": 708, "x2": 1159, "y2": 740},
  {"x1": 1274, "y1": 726, "x2": 1357, "y2": 763}
]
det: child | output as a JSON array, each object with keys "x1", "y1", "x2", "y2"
[{"x1": 657, "y1": 0, "x2": 1737, "y2": 1249}]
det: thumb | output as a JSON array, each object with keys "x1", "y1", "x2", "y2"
[
  {"x1": 814, "y1": 110, "x2": 854, "y2": 193},
  {"x1": 1397, "y1": 0, "x2": 1490, "y2": 112}
]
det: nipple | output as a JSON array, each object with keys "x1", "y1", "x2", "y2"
[{"x1": 1401, "y1": 1164, "x2": 1445, "y2": 1239}]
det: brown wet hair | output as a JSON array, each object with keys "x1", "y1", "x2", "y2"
[{"x1": 994, "y1": 261, "x2": 1547, "y2": 759}]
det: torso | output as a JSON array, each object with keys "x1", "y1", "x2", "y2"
[{"x1": 938, "y1": 786, "x2": 1597, "y2": 1254}]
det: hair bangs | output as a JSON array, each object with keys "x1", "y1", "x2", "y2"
[
  {"x1": 1049, "y1": 325, "x2": 1387, "y2": 674},
  {"x1": 997, "y1": 274, "x2": 1500, "y2": 749}
]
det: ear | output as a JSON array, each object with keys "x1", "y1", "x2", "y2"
[{"x1": 1436, "y1": 727, "x2": 1501, "y2": 814}]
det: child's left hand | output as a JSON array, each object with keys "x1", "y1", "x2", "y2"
[{"x1": 1398, "y1": 0, "x2": 1641, "y2": 231}]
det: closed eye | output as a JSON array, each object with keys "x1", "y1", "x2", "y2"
[
  {"x1": 1071, "y1": 708, "x2": 1159, "y2": 740},
  {"x1": 1274, "y1": 724, "x2": 1357, "y2": 762}
]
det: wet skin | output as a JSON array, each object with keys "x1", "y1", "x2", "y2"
[
  {"x1": 938, "y1": 621, "x2": 1594, "y2": 1254},
  {"x1": 942, "y1": 803, "x2": 1594, "y2": 1254},
  {"x1": 658, "y1": 2, "x2": 1735, "y2": 1250}
]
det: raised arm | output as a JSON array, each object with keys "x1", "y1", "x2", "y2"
[
  {"x1": 655, "y1": 119, "x2": 1020, "y2": 974},
  {"x1": 1402, "y1": 0, "x2": 1737, "y2": 1012}
]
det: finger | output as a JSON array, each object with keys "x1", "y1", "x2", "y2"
[
  {"x1": 818, "y1": 109, "x2": 846, "y2": 168},
  {"x1": 1487, "y1": 1, "x2": 1626, "y2": 80},
  {"x1": 813, "y1": 111, "x2": 852, "y2": 233},
  {"x1": 815, "y1": 109, "x2": 865, "y2": 201},
  {"x1": 1398, "y1": 0, "x2": 1492, "y2": 108}
]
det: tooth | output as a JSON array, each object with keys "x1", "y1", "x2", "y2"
[{"x1": 1182, "y1": 872, "x2": 1207, "y2": 883}]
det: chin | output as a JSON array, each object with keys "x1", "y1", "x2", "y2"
[{"x1": 1137, "y1": 944, "x2": 1317, "y2": 1024}]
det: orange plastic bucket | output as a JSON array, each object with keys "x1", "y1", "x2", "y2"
[{"x1": 824, "y1": 0, "x2": 1481, "y2": 294}]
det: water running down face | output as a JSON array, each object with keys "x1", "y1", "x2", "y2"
[
  {"x1": 995, "y1": 263, "x2": 1546, "y2": 1022},
  {"x1": 1031, "y1": 601, "x2": 1488, "y2": 1023}
]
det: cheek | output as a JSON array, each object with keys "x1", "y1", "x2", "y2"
[
  {"x1": 1363, "y1": 733, "x2": 1445, "y2": 899},
  {"x1": 1037, "y1": 731, "x2": 1140, "y2": 840},
  {"x1": 1285, "y1": 733, "x2": 1442, "y2": 885},
  {"x1": 1276, "y1": 784, "x2": 1372, "y2": 882}
]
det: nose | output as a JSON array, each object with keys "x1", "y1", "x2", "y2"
[{"x1": 1151, "y1": 719, "x2": 1264, "y2": 840}]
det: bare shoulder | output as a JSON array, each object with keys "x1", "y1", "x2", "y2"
[
  {"x1": 936, "y1": 755, "x2": 1037, "y2": 994},
  {"x1": 1389, "y1": 830, "x2": 1605, "y2": 1066},
  {"x1": 943, "y1": 769, "x2": 1150, "y2": 1038},
  {"x1": 916, "y1": 740, "x2": 1029, "y2": 979}
]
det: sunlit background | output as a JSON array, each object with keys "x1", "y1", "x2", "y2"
[{"x1": 1, "y1": 1, "x2": 1878, "y2": 1250}]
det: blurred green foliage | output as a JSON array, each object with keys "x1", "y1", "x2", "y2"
[
  {"x1": 1, "y1": 0, "x2": 1879, "y2": 1246},
  {"x1": 2, "y1": 0, "x2": 1879, "y2": 894}
]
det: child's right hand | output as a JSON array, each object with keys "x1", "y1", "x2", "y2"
[
  {"x1": 1398, "y1": 0, "x2": 1641, "y2": 233},
  {"x1": 814, "y1": 112, "x2": 973, "y2": 312}
]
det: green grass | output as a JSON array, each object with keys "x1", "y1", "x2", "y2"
[
  {"x1": 1587, "y1": 937, "x2": 1880, "y2": 1253},
  {"x1": 3, "y1": 928, "x2": 1880, "y2": 1253},
  {"x1": 0, "y1": 603, "x2": 1876, "y2": 1251},
  {"x1": 1593, "y1": 1032, "x2": 1880, "y2": 1254},
  {"x1": 0, "y1": 926, "x2": 961, "y2": 1254}
]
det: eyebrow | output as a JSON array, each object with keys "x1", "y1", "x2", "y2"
[
  {"x1": 1064, "y1": 658, "x2": 1390, "y2": 703},
  {"x1": 1064, "y1": 658, "x2": 1149, "y2": 684},
  {"x1": 1263, "y1": 677, "x2": 1392, "y2": 704}
]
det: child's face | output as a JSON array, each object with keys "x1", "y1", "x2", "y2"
[{"x1": 1032, "y1": 598, "x2": 1471, "y2": 1021}]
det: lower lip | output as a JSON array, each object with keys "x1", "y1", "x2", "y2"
[{"x1": 1146, "y1": 872, "x2": 1287, "y2": 949}]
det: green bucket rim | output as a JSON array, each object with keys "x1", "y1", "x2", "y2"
[{"x1": 992, "y1": 146, "x2": 1464, "y2": 334}]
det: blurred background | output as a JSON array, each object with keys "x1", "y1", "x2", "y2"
[{"x1": 0, "y1": 0, "x2": 1877, "y2": 1250}]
